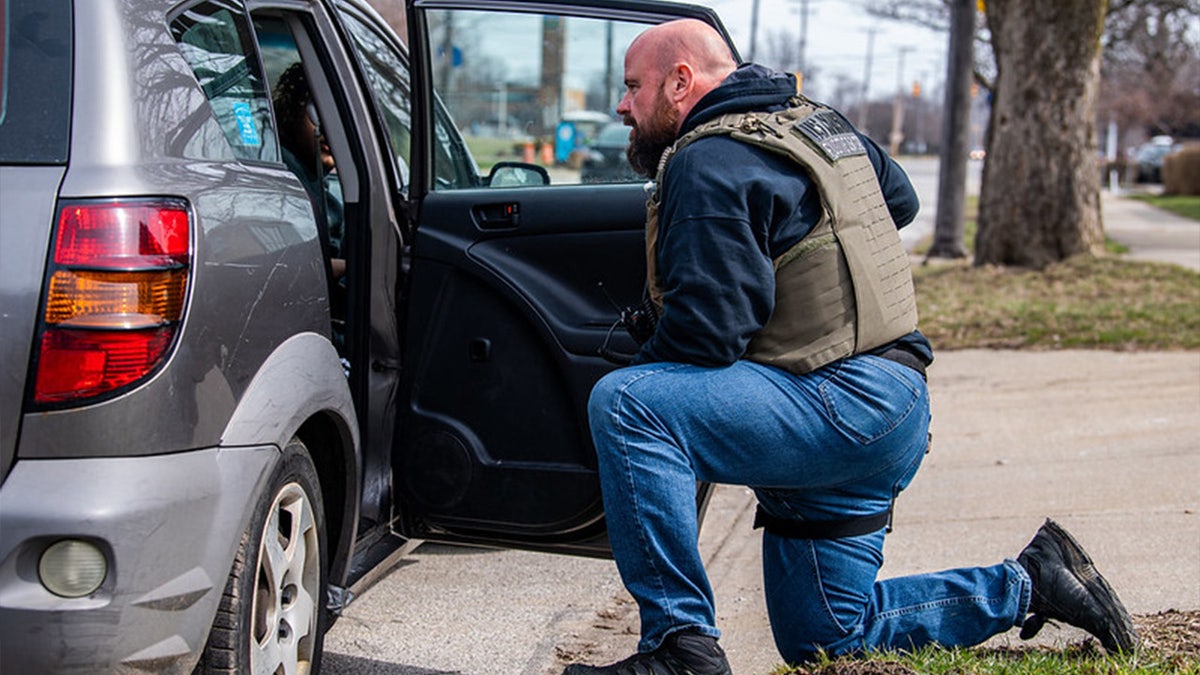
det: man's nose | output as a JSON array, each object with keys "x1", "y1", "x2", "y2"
[{"x1": 615, "y1": 92, "x2": 631, "y2": 118}]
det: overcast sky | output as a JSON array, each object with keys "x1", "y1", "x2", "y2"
[{"x1": 704, "y1": 0, "x2": 950, "y2": 101}]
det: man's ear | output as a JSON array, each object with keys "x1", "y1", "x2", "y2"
[{"x1": 665, "y1": 62, "x2": 694, "y2": 103}]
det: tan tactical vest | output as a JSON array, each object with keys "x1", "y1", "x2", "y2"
[{"x1": 645, "y1": 96, "x2": 918, "y2": 375}]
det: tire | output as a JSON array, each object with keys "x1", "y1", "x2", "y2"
[{"x1": 196, "y1": 438, "x2": 328, "y2": 675}]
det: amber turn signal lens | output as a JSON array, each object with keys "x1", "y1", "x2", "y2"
[{"x1": 44, "y1": 269, "x2": 187, "y2": 327}]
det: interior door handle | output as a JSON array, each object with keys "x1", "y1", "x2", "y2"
[{"x1": 473, "y1": 202, "x2": 520, "y2": 230}]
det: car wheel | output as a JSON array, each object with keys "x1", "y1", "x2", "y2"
[{"x1": 196, "y1": 438, "x2": 328, "y2": 675}]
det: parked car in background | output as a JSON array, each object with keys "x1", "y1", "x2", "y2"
[
  {"x1": 1133, "y1": 136, "x2": 1179, "y2": 183},
  {"x1": 581, "y1": 122, "x2": 639, "y2": 183},
  {"x1": 0, "y1": 0, "x2": 735, "y2": 672}
]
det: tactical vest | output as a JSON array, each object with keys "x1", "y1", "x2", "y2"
[{"x1": 645, "y1": 96, "x2": 918, "y2": 375}]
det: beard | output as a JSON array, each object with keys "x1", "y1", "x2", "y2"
[{"x1": 625, "y1": 91, "x2": 680, "y2": 178}]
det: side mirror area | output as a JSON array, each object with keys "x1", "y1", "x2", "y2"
[{"x1": 487, "y1": 162, "x2": 550, "y2": 187}]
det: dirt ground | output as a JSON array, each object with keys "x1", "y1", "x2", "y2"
[{"x1": 1136, "y1": 610, "x2": 1200, "y2": 661}]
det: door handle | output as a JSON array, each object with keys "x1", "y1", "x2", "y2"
[{"x1": 472, "y1": 202, "x2": 520, "y2": 230}]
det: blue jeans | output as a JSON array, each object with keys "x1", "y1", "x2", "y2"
[{"x1": 588, "y1": 355, "x2": 1030, "y2": 663}]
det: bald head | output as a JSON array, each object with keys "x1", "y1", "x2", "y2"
[
  {"x1": 628, "y1": 19, "x2": 737, "y2": 89},
  {"x1": 622, "y1": 19, "x2": 737, "y2": 127},
  {"x1": 616, "y1": 19, "x2": 738, "y2": 176}
]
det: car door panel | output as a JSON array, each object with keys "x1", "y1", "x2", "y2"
[
  {"x1": 418, "y1": 186, "x2": 647, "y2": 353},
  {"x1": 396, "y1": 0, "x2": 736, "y2": 554},
  {"x1": 398, "y1": 189, "x2": 645, "y2": 553}
]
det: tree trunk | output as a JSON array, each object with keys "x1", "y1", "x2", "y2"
[{"x1": 976, "y1": 0, "x2": 1108, "y2": 268}]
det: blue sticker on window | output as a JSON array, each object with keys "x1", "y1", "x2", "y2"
[{"x1": 232, "y1": 101, "x2": 261, "y2": 147}]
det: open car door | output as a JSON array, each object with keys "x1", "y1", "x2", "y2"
[{"x1": 395, "y1": 0, "x2": 737, "y2": 556}]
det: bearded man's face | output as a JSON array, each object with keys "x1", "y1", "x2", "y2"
[{"x1": 624, "y1": 87, "x2": 680, "y2": 177}]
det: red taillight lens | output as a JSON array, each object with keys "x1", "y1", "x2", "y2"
[
  {"x1": 34, "y1": 328, "x2": 175, "y2": 403},
  {"x1": 33, "y1": 199, "x2": 191, "y2": 405},
  {"x1": 53, "y1": 202, "x2": 189, "y2": 267}
]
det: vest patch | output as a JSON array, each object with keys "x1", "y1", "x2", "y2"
[{"x1": 793, "y1": 110, "x2": 866, "y2": 162}]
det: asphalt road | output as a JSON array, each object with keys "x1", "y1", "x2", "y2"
[{"x1": 322, "y1": 543, "x2": 623, "y2": 674}]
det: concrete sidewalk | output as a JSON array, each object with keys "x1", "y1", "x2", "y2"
[{"x1": 1102, "y1": 190, "x2": 1200, "y2": 271}]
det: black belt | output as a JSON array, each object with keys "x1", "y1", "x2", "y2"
[
  {"x1": 753, "y1": 506, "x2": 892, "y2": 540},
  {"x1": 876, "y1": 345, "x2": 927, "y2": 380}
]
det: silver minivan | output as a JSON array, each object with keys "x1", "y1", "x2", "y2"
[{"x1": 0, "y1": 0, "x2": 733, "y2": 672}]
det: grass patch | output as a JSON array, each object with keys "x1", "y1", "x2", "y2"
[
  {"x1": 913, "y1": 255, "x2": 1200, "y2": 350},
  {"x1": 1128, "y1": 193, "x2": 1200, "y2": 221},
  {"x1": 772, "y1": 645, "x2": 1193, "y2": 675},
  {"x1": 772, "y1": 610, "x2": 1200, "y2": 674}
]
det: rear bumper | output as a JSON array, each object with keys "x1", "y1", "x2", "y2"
[{"x1": 0, "y1": 446, "x2": 277, "y2": 674}]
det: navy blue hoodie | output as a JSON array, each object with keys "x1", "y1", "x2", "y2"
[{"x1": 632, "y1": 64, "x2": 933, "y2": 368}]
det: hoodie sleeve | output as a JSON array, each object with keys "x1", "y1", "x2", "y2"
[{"x1": 631, "y1": 138, "x2": 796, "y2": 367}]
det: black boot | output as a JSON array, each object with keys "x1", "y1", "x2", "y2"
[
  {"x1": 562, "y1": 630, "x2": 732, "y2": 675},
  {"x1": 1016, "y1": 518, "x2": 1138, "y2": 653}
]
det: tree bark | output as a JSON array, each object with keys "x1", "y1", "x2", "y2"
[{"x1": 976, "y1": 0, "x2": 1108, "y2": 268}]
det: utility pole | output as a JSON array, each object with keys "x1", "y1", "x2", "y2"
[
  {"x1": 927, "y1": 0, "x2": 974, "y2": 260},
  {"x1": 888, "y1": 46, "x2": 914, "y2": 156},
  {"x1": 604, "y1": 21, "x2": 615, "y2": 113},
  {"x1": 438, "y1": 14, "x2": 455, "y2": 95},
  {"x1": 749, "y1": 0, "x2": 761, "y2": 63},
  {"x1": 539, "y1": 15, "x2": 565, "y2": 135},
  {"x1": 793, "y1": 0, "x2": 810, "y2": 75},
  {"x1": 915, "y1": 70, "x2": 928, "y2": 152},
  {"x1": 857, "y1": 28, "x2": 877, "y2": 130}
]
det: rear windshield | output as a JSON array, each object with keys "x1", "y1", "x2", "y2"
[{"x1": 0, "y1": 0, "x2": 72, "y2": 164}]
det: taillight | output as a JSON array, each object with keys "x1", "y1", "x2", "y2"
[{"x1": 32, "y1": 199, "x2": 192, "y2": 405}]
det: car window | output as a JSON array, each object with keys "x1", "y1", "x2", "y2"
[
  {"x1": 250, "y1": 14, "x2": 346, "y2": 248},
  {"x1": 339, "y1": 11, "x2": 413, "y2": 189},
  {"x1": 424, "y1": 8, "x2": 649, "y2": 188},
  {"x1": 341, "y1": 10, "x2": 479, "y2": 191},
  {"x1": 170, "y1": 0, "x2": 279, "y2": 163},
  {"x1": 0, "y1": 0, "x2": 72, "y2": 164}
]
